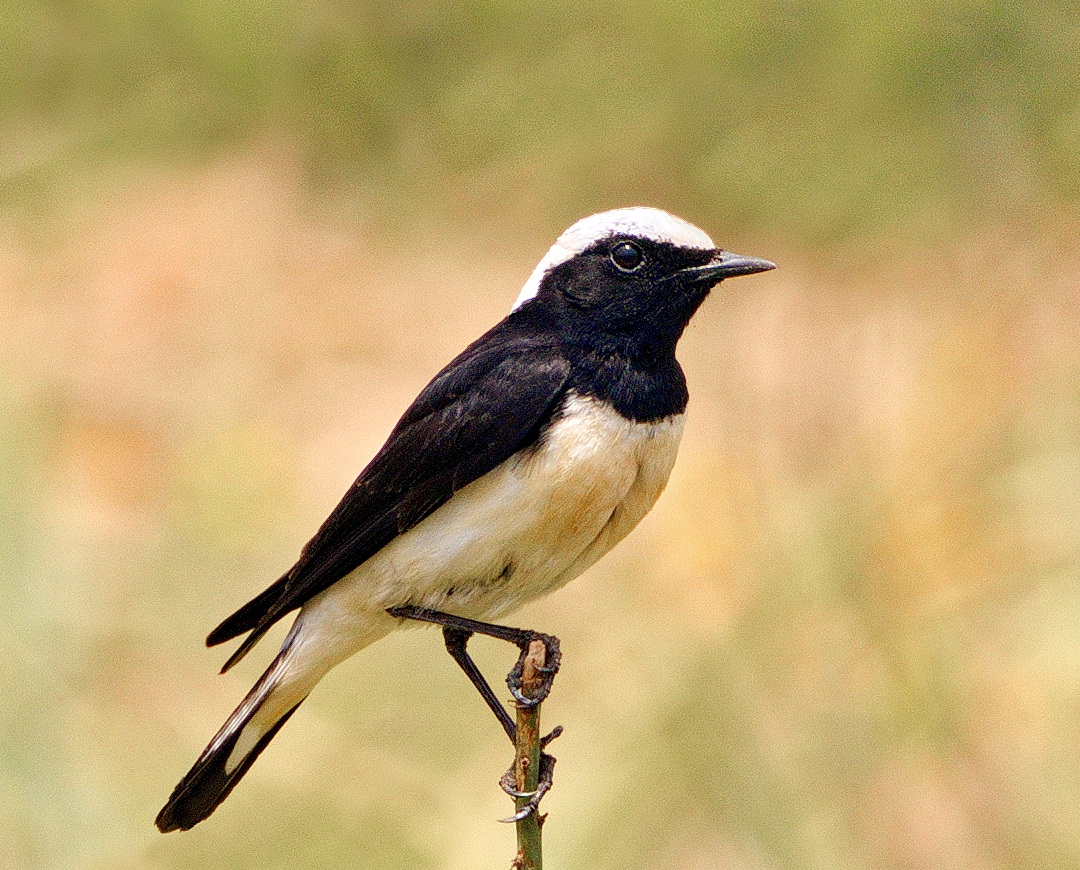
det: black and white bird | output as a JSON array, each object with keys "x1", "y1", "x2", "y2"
[{"x1": 155, "y1": 207, "x2": 774, "y2": 832}]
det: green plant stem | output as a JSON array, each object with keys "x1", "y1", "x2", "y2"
[{"x1": 511, "y1": 639, "x2": 546, "y2": 870}]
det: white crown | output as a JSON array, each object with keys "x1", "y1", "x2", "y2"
[{"x1": 511, "y1": 207, "x2": 716, "y2": 311}]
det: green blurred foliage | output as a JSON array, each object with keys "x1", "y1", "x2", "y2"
[{"x1": 2, "y1": 0, "x2": 1079, "y2": 243}]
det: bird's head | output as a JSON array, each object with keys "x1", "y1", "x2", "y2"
[{"x1": 511, "y1": 207, "x2": 775, "y2": 355}]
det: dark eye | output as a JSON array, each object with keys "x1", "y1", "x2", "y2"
[{"x1": 610, "y1": 241, "x2": 644, "y2": 272}]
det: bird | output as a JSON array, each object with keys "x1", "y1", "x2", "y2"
[{"x1": 155, "y1": 206, "x2": 775, "y2": 832}]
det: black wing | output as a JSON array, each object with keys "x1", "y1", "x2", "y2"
[{"x1": 207, "y1": 324, "x2": 570, "y2": 670}]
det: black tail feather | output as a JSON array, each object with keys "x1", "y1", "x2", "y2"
[
  {"x1": 157, "y1": 638, "x2": 306, "y2": 832},
  {"x1": 217, "y1": 623, "x2": 275, "y2": 674},
  {"x1": 206, "y1": 577, "x2": 289, "y2": 647},
  {"x1": 156, "y1": 699, "x2": 304, "y2": 832},
  {"x1": 207, "y1": 573, "x2": 298, "y2": 673}
]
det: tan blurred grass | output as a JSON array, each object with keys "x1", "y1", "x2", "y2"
[{"x1": 1, "y1": 147, "x2": 1079, "y2": 869}]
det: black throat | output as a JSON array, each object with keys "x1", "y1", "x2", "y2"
[
  {"x1": 510, "y1": 294, "x2": 704, "y2": 423},
  {"x1": 566, "y1": 344, "x2": 689, "y2": 422}
]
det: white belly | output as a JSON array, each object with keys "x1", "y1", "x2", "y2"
[{"x1": 291, "y1": 392, "x2": 685, "y2": 665}]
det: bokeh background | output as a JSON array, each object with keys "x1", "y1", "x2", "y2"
[{"x1": 2, "y1": 1, "x2": 1079, "y2": 868}]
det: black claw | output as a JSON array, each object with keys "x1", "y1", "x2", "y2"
[
  {"x1": 508, "y1": 682, "x2": 543, "y2": 709},
  {"x1": 499, "y1": 753, "x2": 556, "y2": 823},
  {"x1": 506, "y1": 633, "x2": 562, "y2": 709},
  {"x1": 500, "y1": 802, "x2": 540, "y2": 824},
  {"x1": 499, "y1": 768, "x2": 533, "y2": 799}
]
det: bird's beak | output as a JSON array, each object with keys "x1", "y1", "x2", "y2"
[{"x1": 679, "y1": 250, "x2": 777, "y2": 285}]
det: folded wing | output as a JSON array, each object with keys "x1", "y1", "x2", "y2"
[{"x1": 207, "y1": 326, "x2": 570, "y2": 670}]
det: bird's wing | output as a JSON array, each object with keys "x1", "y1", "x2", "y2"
[{"x1": 207, "y1": 329, "x2": 570, "y2": 670}]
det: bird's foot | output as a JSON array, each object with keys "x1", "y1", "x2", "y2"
[
  {"x1": 507, "y1": 632, "x2": 561, "y2": 709},
  {"x1": 499, "y1": 751, "x2": 557, "y2": 823}
]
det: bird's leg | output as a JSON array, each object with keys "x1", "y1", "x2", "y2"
[
  {"x1": 441, "y1": 629, "x2": 562, "y2": 821},
  {"x1": 442, "y1": 627, "x2": 517, "y2": 743},
  {"x1": 387, "y1": 605, "x2": 562, "y2": 710},
  {"x1": 388, "y1": 605, "x2": 562, "y2": 818}
]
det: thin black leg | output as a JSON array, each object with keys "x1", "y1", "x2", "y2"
[
  {"x1": 387, "y1": 604, "x2": 562, "y2": 822},
  {"x1": 386, "y1": 605, "x2": 562, "y2": 710},
  {"x1": 389, "y1": 605, "x2": 544, "y2": 645},
  {"x1": 442, "y1": 627, "x2": 517, "y2": 743}
]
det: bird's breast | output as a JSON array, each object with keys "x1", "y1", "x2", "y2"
[
  {"x1": 308, "y1": 392, "x2": 684, "y2": 630},
  {"x1": 398, "y1": 390, "x2": 685, "y2": 616},
  {"x1": 521, "y1": 391, "x2": 685, "y2": 554},
  {"x1": 520, "y1": 391, "x2": 685, "y2": 599}
]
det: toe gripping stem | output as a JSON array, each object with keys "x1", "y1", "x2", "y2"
[
  {"x1": 498, "y1": 637, "x2": 562, "y2": 824},
  {"x1": 507, "y1": 632, "x2": 562, "y2": 710},
  {"x1": 499, "y1": 751, "x2": 557, "y2": 823}
]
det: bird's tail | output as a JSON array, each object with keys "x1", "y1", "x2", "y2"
[{"x1": 156, "y1": 635, "x2": 310, "y2": 832}]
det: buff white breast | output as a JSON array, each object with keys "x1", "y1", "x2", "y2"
[{"x1": 287, "y1": 393, "x2": 684, "y2": 669}]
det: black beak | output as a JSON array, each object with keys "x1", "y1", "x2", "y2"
[{"x1": 679, "y1": 250, "x2": 776, "y2": 285}]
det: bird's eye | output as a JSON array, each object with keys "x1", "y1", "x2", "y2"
[{"x1": 610, "y1": 241, "x2": 644, "y2": 272}]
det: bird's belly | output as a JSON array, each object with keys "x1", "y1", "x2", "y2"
[{"x1": 305, "y1": 394, "x2": 685, "y2": 635}]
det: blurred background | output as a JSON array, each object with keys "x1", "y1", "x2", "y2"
[{"x1": 2, "y1": 1, "x2": 1079, "y2": 868}]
